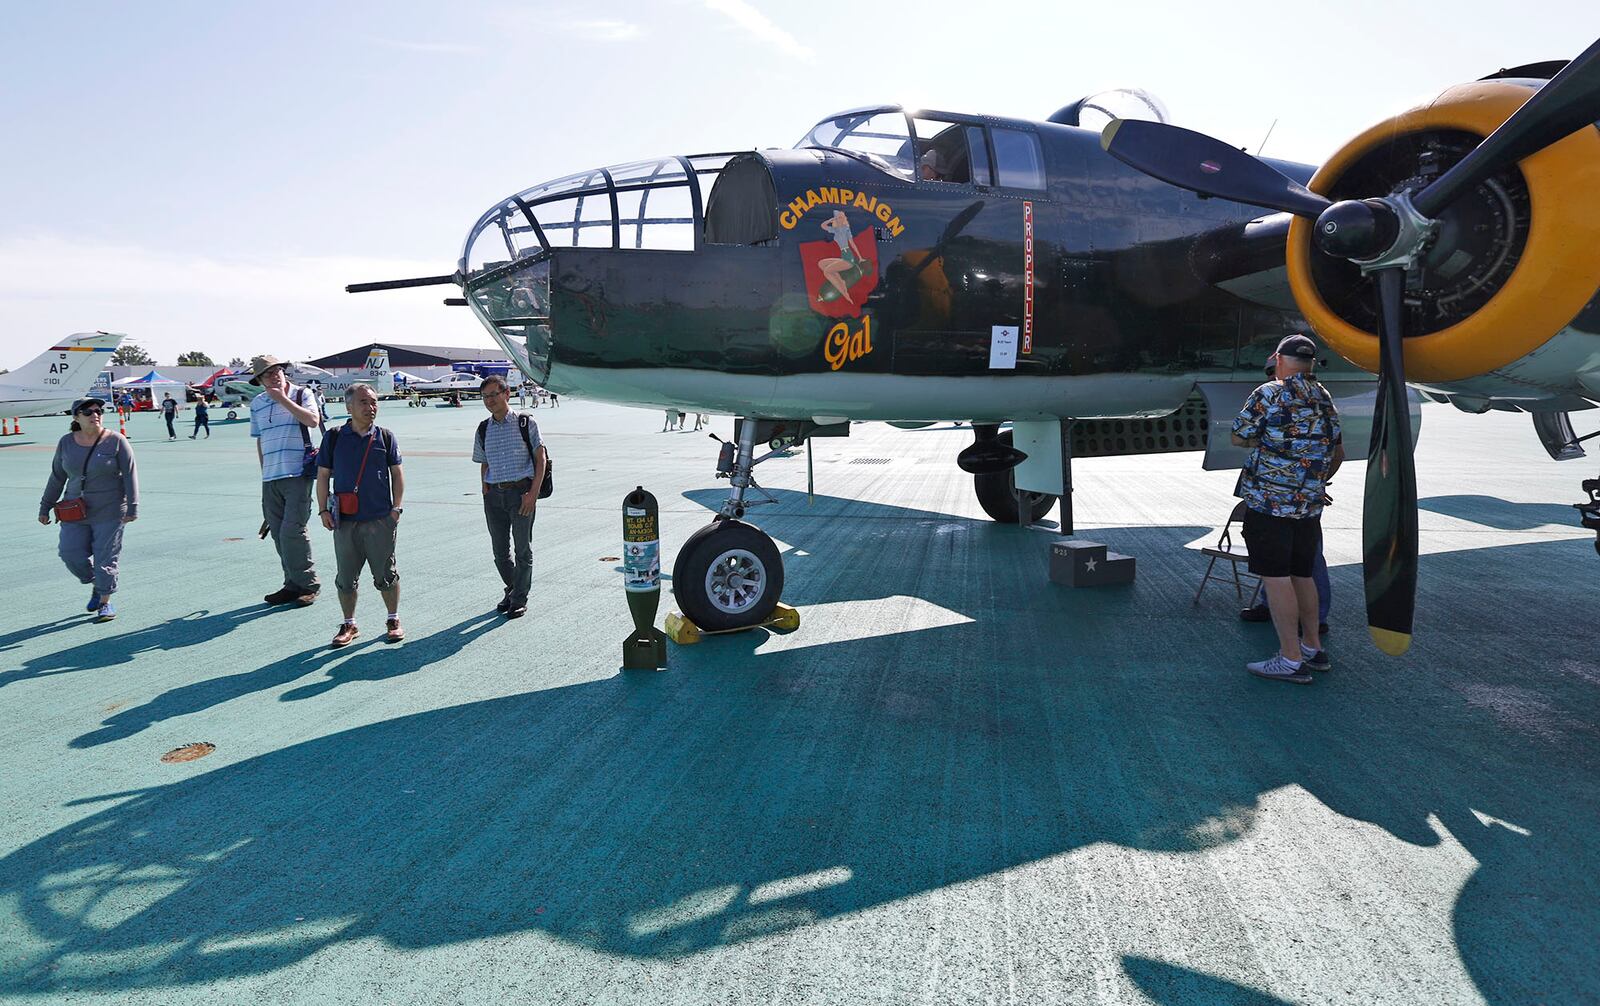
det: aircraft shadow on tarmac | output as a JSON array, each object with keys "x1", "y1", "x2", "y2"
[
  {"x1": 0, "y1": 492, "x2": 1594, "y2": 1001},
  {"x1": 1122, "y1": 956, "x2": 1295, "y2": 1006},
  {"x1": 1418, "y1": 493, "x2": 1585, "y2": 531}
]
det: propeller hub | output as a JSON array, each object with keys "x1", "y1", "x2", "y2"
[{"x1": 1312, "y1": 199, "x2": 1399, "y2": 260}]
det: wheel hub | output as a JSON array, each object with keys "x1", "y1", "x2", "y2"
[{"x1": 705, "y1": 548, "x2": 767, "y2": 614}]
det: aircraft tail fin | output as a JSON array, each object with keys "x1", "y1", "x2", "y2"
[
  {"x1": 362, "y1": 347, "x2": 392, "y2": 388},
  {"x1": 0, "y1": 331, "x2": 125, "y2": 397}
]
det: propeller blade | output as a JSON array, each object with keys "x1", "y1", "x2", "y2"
[
  {"x1": 1363, "y1": 267, "x2": 1420, "y2": 655},
  {"x1": 1414, "y1": 36, "x2": 1600, "y2": 217},
  {"x1": 907, "y1": 201, "x2": 985, "y2": 282},
  {"x1": 1100, "y1": 119, "x2": 1331, "y2": 218}
]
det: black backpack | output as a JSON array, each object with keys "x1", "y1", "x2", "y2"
[{"x1": 477, "y1": 413, "x2": 553, "y2": 498}]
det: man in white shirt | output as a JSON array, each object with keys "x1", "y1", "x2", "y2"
[{"x1": 249, "y1": 355, "x2": 323, "y2": 606}]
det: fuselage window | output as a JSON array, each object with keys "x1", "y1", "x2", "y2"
[
  {"x1": 912, "y1": 118, "x2": 976, "y2": 184},
  {"x1": 966, "y1": 126, "x2": 993, "y2": 186},
  {"x1": 991, "y1": 127, "x2": 1045, "y2": 189}
]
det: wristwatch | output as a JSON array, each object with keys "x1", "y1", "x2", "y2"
[{"x1": 391, "y1": 507, "x2": 404, "y2": 515}]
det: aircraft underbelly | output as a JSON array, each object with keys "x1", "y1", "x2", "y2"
[{"x1": 546, "y1": 363, "x2": 1200, "y2": 421}]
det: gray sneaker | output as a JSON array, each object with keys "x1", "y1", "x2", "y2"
[
  {"x1": 1299, "y1": 645, "x2": 1331, "y2": 672},
  {"x1": 1246, "y1": 654, "x2": 1313, "y2": 684}
]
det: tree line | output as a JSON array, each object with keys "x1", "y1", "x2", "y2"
[{"x1": 109, "y1": 343, "x2": 245, "y2": 370}]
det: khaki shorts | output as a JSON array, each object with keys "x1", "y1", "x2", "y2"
[{"x1": 333, "y1": 514, "x2": 399, "y2": 593}]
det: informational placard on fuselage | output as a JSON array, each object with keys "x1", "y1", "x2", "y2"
[{"x1": 989, "y1": 325, "x2": 1019, "y2": 369}]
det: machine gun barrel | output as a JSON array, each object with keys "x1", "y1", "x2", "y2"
[{"x1": 345, "y1": 273, "x2": 460, "y2": 294}]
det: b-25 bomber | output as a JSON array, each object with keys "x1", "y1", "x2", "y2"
[{"x1": 351, "y1": 43, "x2": 1600, "y2": 654}]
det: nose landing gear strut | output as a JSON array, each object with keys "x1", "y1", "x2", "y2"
[{"x1": 670, "y1": 417, "x2": 846, "y2": 632}]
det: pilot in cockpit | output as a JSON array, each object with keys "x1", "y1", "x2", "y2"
[{"x1": 919, "y1": 148, "x2": 949, "y2": 182}]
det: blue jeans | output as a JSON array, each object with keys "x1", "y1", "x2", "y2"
[
  {"x1": 1251, "y1": 551, "x2": 1330, "y2": 621},
  {"x1": 483, "y1": 484, "x2": 536, "y2": 606}
]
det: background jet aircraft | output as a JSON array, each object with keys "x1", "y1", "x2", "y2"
[
  {"x1": 351, "y1": 46, "x2": 1600, "y2": 653},
  {"x1": 221, "y1": 348, "x2": 394, "y2": 406},
  {"x1": 0, "y1": 331, "x2": 125, "y2": 417}
]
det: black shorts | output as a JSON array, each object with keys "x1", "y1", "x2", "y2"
[{"x1": 1242, "y1": 508, "x2": 1321, "y2": 578}]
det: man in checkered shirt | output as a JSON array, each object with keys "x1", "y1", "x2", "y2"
[{"x1": 472, "y1": 374, "x2": 547, "y2": 619}]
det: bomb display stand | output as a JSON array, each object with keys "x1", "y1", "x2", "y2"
[{"x1": 622, "y1": 487, "x2": 668, "y2": 669}]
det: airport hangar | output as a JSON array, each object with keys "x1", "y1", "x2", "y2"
[
  {"x1": 305, "y1": 341, "x2": 511, "y2": 381},
  {"x1": 96, "y1": 342, "x2": 514, "y2": 390}
]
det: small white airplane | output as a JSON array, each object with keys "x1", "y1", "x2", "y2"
[
  {"x1": 221, "y1": 348, "x2": 395, "y2": 404},
  {"x1": 408, "y1": 371, "x2": 484, "y2": 398},
  {"x1": 0, "y1": 332, "x2": 126, "y2": 417}
]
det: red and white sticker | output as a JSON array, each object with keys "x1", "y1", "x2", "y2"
[{"x1": 1022, "y1": 201, "x2": 1034, "y2": 355}]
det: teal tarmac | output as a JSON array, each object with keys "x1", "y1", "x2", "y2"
[{"x1": 0, "y1": 400, "x2": 1595, "y2": 1004}]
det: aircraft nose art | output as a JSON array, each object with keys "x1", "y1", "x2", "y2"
[{"x1": 460, "y1": 154, "x2": 743, "y2": 389}]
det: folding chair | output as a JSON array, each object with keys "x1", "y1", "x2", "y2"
[{"x1": 1194, "y1": 501, "x2": 1261, "y2": 606}]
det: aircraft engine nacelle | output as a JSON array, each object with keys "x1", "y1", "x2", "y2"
[{"x1": 1286, "y1": 80, "x2": 1600, "y2": 389}]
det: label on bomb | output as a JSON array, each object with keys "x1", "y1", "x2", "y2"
[{"x1": 623, "y1": 505, "x2": 659, "y2": 593}]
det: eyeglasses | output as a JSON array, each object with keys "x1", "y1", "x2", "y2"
[{"x1": 77, "y1": 408, "x2": 104, "y2": 416}]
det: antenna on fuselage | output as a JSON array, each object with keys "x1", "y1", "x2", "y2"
[{"x1": 1255, "y1": 118, "x2": 1278, "y2": 157}]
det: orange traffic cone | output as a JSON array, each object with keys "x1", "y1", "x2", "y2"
[
  {"x1": 119, "y1": 413, "x2": 128, "y2": 437},
  {"x1": 11, "y1": 417, "x2": 19, "y2": 435},
  {"x1": 1, "y1": 418, "x2": 10, "y2": 435}
]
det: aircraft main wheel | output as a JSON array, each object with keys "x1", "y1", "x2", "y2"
[
  {"x1": 672, "y1": 519, "x2": 785, "y2": 632},
  {"x1": 974, "y1": 430, "x2": 1057, "y2": 523}
]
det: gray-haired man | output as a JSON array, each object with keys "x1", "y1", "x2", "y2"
[
  {"x1": 250, "y1": 355, "x2": 322, "y2": 606},
  {"x1": 473, "y1": 374, "x2": 547, "y2": 618}
]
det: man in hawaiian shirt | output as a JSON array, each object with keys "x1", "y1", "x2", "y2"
[{"x1": 1231, "y1": 334, "x2": 1344, "y2": 684}]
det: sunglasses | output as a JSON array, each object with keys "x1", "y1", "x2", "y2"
[{"x1": 77, "y1": 408, "x2": 104, "y2": 416}]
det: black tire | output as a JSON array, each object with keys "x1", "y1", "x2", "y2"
[
  {"x1": 226, "y1": 409, "x2": 238, "y2": 420},
  {"x1": 974, "y1": 430, "x2": 1057, "y2": 523},
  {"x1": 672, "y1": 520, "x2": 785, "y2": 631}
]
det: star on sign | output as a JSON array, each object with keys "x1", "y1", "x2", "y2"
[{"x1": 1084, "y1": 557, "x2": 1097, "y2": 572}]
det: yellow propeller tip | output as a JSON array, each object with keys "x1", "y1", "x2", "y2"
[{"x1": 1368, "y1": 627, "x2": 1412, "y2": 656}]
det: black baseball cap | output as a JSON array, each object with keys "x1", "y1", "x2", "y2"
[
  {"x1": 1275, "y1": 334, "x2": 1318, "y2": 361},
  {"x1": 70, "y1": 396, "x2": 106, "y2": 414}
]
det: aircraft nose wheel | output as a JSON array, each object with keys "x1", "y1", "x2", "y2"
[{"x1": 672, "y1": 520, "x2": 785, "y2": 631}]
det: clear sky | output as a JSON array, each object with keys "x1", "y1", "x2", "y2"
[{"x1": 1, "y1": 0, "x2": 1591, "y2": 369}]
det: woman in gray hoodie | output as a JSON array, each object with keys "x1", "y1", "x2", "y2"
[{"x1": 38, "y1": 397, "x2": 139, "y2": 621}]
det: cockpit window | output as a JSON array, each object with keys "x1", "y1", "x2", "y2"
[
  {"x1": 912, "y1": 117, "x2": 983, "y2": 185},
  {"x1": 795, "y1": 110, "x2": 914, "y2": 181},
  {"x1": 992, "y1": 127, "x2": 1045, "y2": 189}
]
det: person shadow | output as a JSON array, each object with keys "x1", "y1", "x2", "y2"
[
  {"x1": 280, "y1": 612, "x2": 502, "y2": 702},
  {"x1": 68, "y1": 612, "x2": 503, "y2": 748},
  {"x1": 0, "y1": 605, "x2": 276, "y2": 692},
  {"x1": 0, "y1": 615, "x2": 94, "y2": 657}
]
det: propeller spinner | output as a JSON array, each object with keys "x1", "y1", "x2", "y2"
[{"x1": 1102, "y1": 37, "x2": 1600, "y2": 655}]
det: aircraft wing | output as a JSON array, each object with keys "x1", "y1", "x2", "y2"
[{"x1": 1189, "y1": 213, "x2": 1297, "y2": 311}]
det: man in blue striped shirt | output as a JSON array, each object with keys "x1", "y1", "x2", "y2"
[
  {"x1": 472, "y1": 374, "x2": 546, "y2": 618},
  {"x1": 249, "y1": 355, "x2": 322, "y2": 606}
]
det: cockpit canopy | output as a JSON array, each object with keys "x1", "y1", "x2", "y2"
[
  {"x1": 796, "y1": 105, "x2": 1045, "y2": 190},
  {"x1": 795, "y1": 107, "x2": 917, "y2": 181}
]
